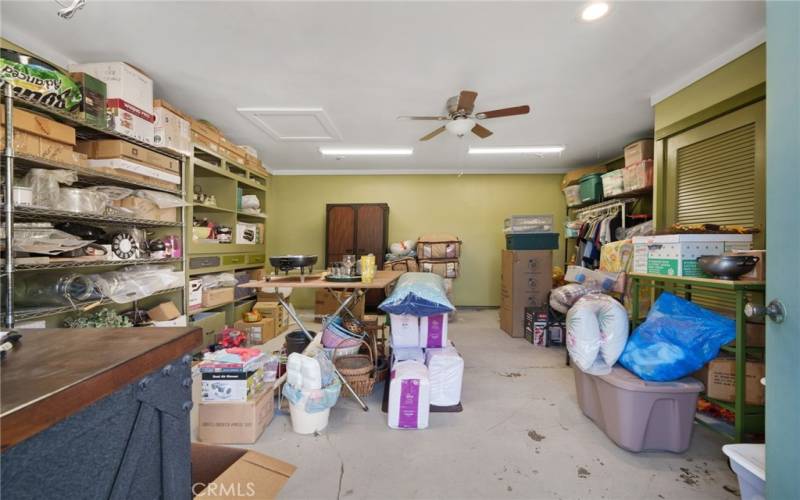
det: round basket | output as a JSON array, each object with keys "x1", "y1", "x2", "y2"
[{"x1": 333, "y1": 338, "x2": 375, "y2": 397}]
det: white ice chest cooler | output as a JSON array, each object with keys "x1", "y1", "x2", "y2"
[
  {"x1": 573, "y1": 365, "x2": 704, "y2": 452},
  {"x1": 722, "y1": 444, "x2": 765, "y2": 500}
]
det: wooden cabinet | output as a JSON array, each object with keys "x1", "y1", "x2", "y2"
[
  {"x1": 325, "y1": 203, "x2": 389, "y2": 307},
  {"x1": 325, "y1": 203, "x2": 389, "y2": 267}
]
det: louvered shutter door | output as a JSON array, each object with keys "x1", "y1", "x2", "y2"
[{"x1": 675, "y1": 123, "x2": 756, "y2": 226}]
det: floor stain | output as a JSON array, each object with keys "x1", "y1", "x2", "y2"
[
  {"x1": 344, "y1": 490, "x2": 354, "y2": 497},
  {"x1": 577, "y1": 467, "x2": 591, "y2": 479},
  {"x1": 679, "y1": 467, "x2": 700, "y2": 486},
  {"x1": 723, "y1": 485, "x2": 740, "y2": 496},
  {"x1": 527, "y1": 430, "x2": 546, "y2": 442},
  {"x1": 507, "y1": 486, "x2": 513, "y2": 492},
  {"x1": 499, "y1": 372, "x2": 523, "y2": 378},
  {"x1": 657, "y1": 495, "x2": 664, "y2": 499}
]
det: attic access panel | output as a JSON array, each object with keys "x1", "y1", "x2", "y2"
[{"x1": 237, "y1": 107, "x2": 342, "y2": 142}]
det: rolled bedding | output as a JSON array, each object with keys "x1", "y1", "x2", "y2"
[{"x1": 379, "y1": 272, "x2": 455, "y2": 317}]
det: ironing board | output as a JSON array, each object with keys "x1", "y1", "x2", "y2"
[{"x1": 238, "y1": 270, "x2": 403, "y2": 411}]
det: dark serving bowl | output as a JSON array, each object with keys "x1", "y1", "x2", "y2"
[{"x1": 696, "y1": 255, "x2": 760, "y2": 280}]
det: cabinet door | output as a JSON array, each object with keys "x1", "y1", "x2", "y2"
[
  {"x1": 326, "y1": 205, "x2": 355, "y2": 266},
  {"x1": 664, "y1": 100, "x2": 765, "y2": 247},
  {"x1": 355, "y1": 204, "x2": 387, "y2": 265}
]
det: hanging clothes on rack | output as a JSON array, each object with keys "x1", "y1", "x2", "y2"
[{"x1": 573, "y1": 206, "x2": 622, "y2": 270}]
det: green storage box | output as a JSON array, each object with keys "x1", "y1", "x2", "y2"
[
  {"x1": 505, "y1": 232, "x2": 560, "y2": 250},
  {"x1": 579, "y1": 173, "x2": 604, "y2": 203}
]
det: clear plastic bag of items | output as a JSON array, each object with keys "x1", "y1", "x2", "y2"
[
  {"x1": 201, "y1": 272, "x2": 237, "y2": 289},
  {"x1": 19, "y1": 168, "x2": 77, "y2": 208},
  {"x1": 89, "y1": 265, "x2": 185, "y2": 303}
]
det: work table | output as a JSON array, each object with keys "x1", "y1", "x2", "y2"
[{"x1": 1, "y1": 327, "x2": 201, "y2": 450}]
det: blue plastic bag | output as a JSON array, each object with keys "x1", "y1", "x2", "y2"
[
  {"x1": 619, "y1": 292, "x2": 735, "y2": 381},
  {"x1": 379, "y1": 272, "x2": 454, "y2": 316}
]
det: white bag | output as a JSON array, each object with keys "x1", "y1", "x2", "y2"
[
  {"x1": 425, "y1": 346, "x2": 464, "y2": 406},
  {"x1": 566, "y1": 293, "x2": 629, "y2": 375},
  {"x1": 388, "y1": 361, "x2": 430, "y2": 430}
]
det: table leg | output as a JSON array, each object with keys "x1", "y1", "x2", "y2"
[{"x1": 275, "y1": 293, "x2": 370, "y2": 412}]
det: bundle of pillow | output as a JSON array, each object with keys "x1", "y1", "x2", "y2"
[{"x1": 566, "y1": 293, "x2": 629, "y2": 375}]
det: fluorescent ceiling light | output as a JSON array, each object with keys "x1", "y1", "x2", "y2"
[
  {"x1": 581, "y1": 2, "x2": 610, "y2": 22},
  {"x1": 468, "y1": 146, "x2": 565, "y2": 155},
  {"x1": 319, "y1": 147, "x2": 413, "y2": 156}
]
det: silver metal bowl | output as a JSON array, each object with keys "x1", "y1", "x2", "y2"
[{"x1": 696, "y1": 255, "x2": 760, "y2": 280}]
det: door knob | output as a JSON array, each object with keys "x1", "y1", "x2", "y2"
[{"x1": 745, "y1": 299, "x2": 787, "y2": 324}]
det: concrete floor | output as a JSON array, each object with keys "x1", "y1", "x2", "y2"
[{"x1": 240, "y1": 309, "x2": 741, "y2": 500}]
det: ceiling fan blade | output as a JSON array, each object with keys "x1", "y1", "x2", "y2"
[
  {"x1": 471, "y1": 123, "x2": 493, "y2": 139},
  {"x1": 397, "y1": 116, "x2": 449, "y2": 121},
  {"x1": 475, "y1": 105, "x2": 530, "y2": 119},
  {"x1": 456, "y1": 90, "x2": 478, "y2": 112},
  {"x1": 420, "y1": 126, "x2": 446, "y2": 141}
]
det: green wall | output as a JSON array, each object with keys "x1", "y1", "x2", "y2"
[
  {"x1": 654, "y1": 44, "x2": 765, "y2": 132},
  {"x1": 267, "y1": 174, "x2": 566, "y2": 308}
]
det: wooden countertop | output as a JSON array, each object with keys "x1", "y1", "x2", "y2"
[{"x1": 0, "y1": 327, "x2": 201, "y2": 450}]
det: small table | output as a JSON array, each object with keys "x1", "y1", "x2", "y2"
[
  {"x1": 628, "y1": 273, "x2": 766, "y2": 442},
  {"x1": 239, "y1": 270, "x2": 403, "y2": 411}
]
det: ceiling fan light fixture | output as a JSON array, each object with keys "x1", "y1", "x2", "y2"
[
  {"x1": 468, "y1": 146, "x2": 565, "y2": 155},
  {"x1": 581, "y1": 2, "x2": 610, "y2": 22},
  {"x1": 319, "y1": 147, "x2": 413, "y2": 156},
  {"x1": 445, "y1": 118, "x2": 475, "y2": 137}
]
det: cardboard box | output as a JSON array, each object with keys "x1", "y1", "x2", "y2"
[
  {"x1": 154, "y1": 101, "x2": 191, "y2": 156},
  {"x1": 500, "y1": 250, "x2": 553, "y2": 338},
  {"x1": 727, "y1": 249, "x2": 766, "y2": 281},
  {"x1": 203, "y1": 287, "x2": 235, "y2": 308},
  {"x1": 202, "y1": 369, "x2": 265, "y2": 403},
  {"x1": 314, "y1": 289, "x2": 364, "y2": 319},
  {"x1": 252, "y1": 302, "x2": 289, "y2": 334},
  {"x1": 189, "y1": 278, "x2": 203, "y2": 309},
  {"x1": 105, "y1": 100, "x2": 155, "y2": 143},
  {"x1": 193, "y1": 311, "x2": 226, "y2": 348},
  {"x1": 236, "y1": 222, "x2": 258, "y2": 244},
  {"x1": 0, "y1": 104, "x2": 76, "y2": 145},
  {"x1": 68, "y1": 62, "x2": 154, "y2": 113},
  {"x1": 117, "y1": 196, "x2": 177, "y2": 222},
  {"x1": 191, "y1": 130, "x2": 219, "y2": 153},
  {"x1": 191, "y1": 443, "x2": 295, "y2": 498},
  {"x1": 0, "y1": 130, "x2": 85, "y2": 167},
  {"x1": 69, "y1": 72, "x2": 107, "y2": 129},
  {"x1": 86, "y1": 157, "x2": 180, "y2": 187},
  {"x1": 632, "y1": 234, "x2": 753, "y2": 277},
  {"x1": 234, "y1": 318, "x2": 276, "y2": 345},
  {"x1": 148, "y1": 300, "x2": 181, "y2": 321},
  {"x1": 197, "y1": 385, "x2": 274, "y2": 444},
  {"x1": 219, "y1": 137, "x2": 247, "y2": 165},
  {"x1": 152, "y1": 315, "x2": 187, "y2": 327},
  {"x1": 695, "y1": 357, "x2": 765, "y2": 406},
  {"x1": 191, "y1": 118, "x2": 221, "y2": 148},
  {"x1": 624, "y1": 139, "x2": 654, "y2": 167},
  {"x1": 76, "y1": 139, "x2": 179, "y2": 173}
]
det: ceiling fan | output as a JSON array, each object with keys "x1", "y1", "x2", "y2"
[{"x1": 398, "y1": 90, "x2": 530, "y2": 141}]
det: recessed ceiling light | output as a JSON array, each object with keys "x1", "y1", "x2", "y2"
[
  {"x1": 468, "y1": 146, "x2": 565, "y2": 155},
  {"x1": 581, "y1": 2, "x2": 610, "y2": 22},
  {"x1": 319, "y1": 147, "x2": 413, "y2": 156}
]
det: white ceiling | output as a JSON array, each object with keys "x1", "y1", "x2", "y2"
[{"x1": 1, "y1": 1, "x2": 764, "y2": 174}]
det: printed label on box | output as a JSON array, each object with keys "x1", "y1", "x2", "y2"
[
  {"x1": 398, "y1": 379, "x2": 420, "y2": 428},
  {"x1": 647, "y1": 258, "x2": 678, "y2": 276},
  {"x1": 426, "y1": 314, "x2": 444, "y2": 348}
]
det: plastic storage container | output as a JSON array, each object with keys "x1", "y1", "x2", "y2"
[
  {"x1": 504, "y1": 214, "x2": 554, "y2": 234},
  {"x1": 623, "y1": 159, "x2": 654, "y2": 191},
  {"x1": 563, "y1": 185, "x2": 581, "y2": 207},
  {"x1": 578, "y1": 174, "x2": 604, "y2": 203},
  {"x1": 601, "y1": 170, "x2": 624, "y2": 197},
  {"x1": 573, "y1": 364, "x2": 704, "y2": 452},
  {"x1": 722, "y1": 444, "x2": 765, "y2": 500},
  {"x1": 505, "y1": 232, "x2": 560, "y2": 250}
]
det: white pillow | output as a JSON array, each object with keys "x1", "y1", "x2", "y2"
[{"x1": 566, "y1": 294, "x2": 629, "y2": 375}]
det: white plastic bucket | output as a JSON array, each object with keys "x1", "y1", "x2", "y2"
[{"x1": 289, "y1": 400, "x2": 331, "y2": 435}]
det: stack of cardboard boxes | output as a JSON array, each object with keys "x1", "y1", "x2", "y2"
[
  {"x1": 190, "y1": 117, "x2": 268, "y2": 176},
  {"x1": 500, "y1": 249, "x2": 553, "y2": 339},
  {"x1": 0, "y1": 104, "x2": 87, "y2": 167}
]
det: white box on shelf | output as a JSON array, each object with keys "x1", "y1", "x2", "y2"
[
  {"x1": 189, "y1": 278, "x2": 203, "y2": 308},
  {"x1": 390, "y1": 314, "x2": 420, "y2": 347},
  {"x1": 154, "y1": 106, "x2": 191, "y2": 156},
  {"x1": 88, "y1": 158, "x2": 180, "y2": 184},
  {"x1": 420, "y1": 313, "x2": 448, "y2": 348},
  {"x1": 236, "y1": 222, "x2": 258, "y2": 244},
  {"x1": 632, "y1": 234, "x2": 753, "y2": 277},
  {"x1": 152, "y1": 315, "x2": 187, "y2": 327},
  {"x1": 68, "y1": 62, "x2": 154, "y2": 113},
  {"x1": 106, "y1": 100, "x2": 155, "y2": 143}
]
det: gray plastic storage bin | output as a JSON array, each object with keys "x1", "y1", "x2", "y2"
[
  {"x1": 722, "y1": 444, "x2": 765, "y2": 500},
  {"x1": 573, "y1": 364, "x2": 704, "y2": 452}
]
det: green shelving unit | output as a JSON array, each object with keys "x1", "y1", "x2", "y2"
[
  {"x1": 628, "y1": 272, "x2": 766, "y2": 443},
  {"x1": 185, "y1": 144, "x2": 269, "y2": 340}
]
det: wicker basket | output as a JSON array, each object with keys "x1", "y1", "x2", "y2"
[{"x1": 333, "y1": 338, "x2": 375, "y2": 397}]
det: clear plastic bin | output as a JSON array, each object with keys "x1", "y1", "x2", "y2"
[{"x1": 504, "y1": 214, "x2": 554, "y2": 234}]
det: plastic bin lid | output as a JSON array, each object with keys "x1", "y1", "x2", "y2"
[
  {"x1": 722, "y1": 444, "x2": 765, "y2": 481},
  {"x1": 597, "y1": 365, "x2": 705, "y2": 393}
]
